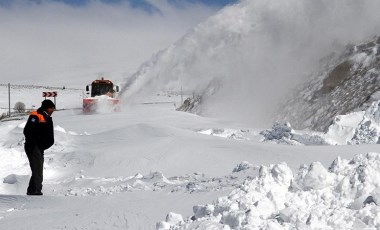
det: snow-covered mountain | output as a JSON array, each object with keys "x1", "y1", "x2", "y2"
[{"x1": 121, "y1": 0, "x2": 380, "y2": 128}]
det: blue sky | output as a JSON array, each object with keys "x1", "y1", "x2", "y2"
[
  {"x1": 58, "y1": 0, "x2": 238, "y2": 7},
  {"x1": 0, "y1": 0, "x2": 238, "y2": 9}
]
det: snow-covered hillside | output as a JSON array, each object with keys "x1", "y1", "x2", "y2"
[
  {"x1": 121, "y1": 0, "x2": 380, "y2": 128},
  {"x1": 280, "y1": 37, "x2": 380, "y2": 132}
]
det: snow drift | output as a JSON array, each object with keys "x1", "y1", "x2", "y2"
[{"x1": 158, "y1": 152, "x2": 380, "y2": 230}]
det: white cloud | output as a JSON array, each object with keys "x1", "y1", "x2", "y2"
[{"x1": 0, "y1": 0, "x2": 220, "y2": 86}]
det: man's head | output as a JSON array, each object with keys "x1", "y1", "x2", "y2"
[{"x1": 41, "y1": 100, "x2": 55, "y2": 116}]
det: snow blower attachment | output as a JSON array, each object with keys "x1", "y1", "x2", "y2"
[{"x1": 83, "y1": 77, "x2": 120, "y2": 113}]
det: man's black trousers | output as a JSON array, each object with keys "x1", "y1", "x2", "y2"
[{"x1": 25, "y1": 145, "x2": 44, "y2": 194}]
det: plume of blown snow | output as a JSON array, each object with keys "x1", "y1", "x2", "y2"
[{"x1": 121, "y1": 0, "x2": 380, "y2": 127}]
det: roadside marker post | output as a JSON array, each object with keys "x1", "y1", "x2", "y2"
[{"x1": 43, "y1": 91, "x2": 58, "y2": 108}]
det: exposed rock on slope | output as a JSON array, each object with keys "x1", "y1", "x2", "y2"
[
  {"x1": 279, "y1": 36, "x2": 380, "y2": 131},
  {"x1": 176, "y1": 78, "x2": 221, "y2": 114}
]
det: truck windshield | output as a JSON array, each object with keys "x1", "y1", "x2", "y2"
[{"x1": 91, "y1": 83, "x2": 114, "y2": 97}]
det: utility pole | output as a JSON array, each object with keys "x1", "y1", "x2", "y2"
[{"x1": 8, "y1": 83, "x2": 11, "y2": 117}]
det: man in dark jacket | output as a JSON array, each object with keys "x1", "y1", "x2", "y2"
[{"x1": 23, "y1": 99, "x2": 55, "y2": 195}]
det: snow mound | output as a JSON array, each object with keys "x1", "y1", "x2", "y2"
[
  {"x1": 265, "y1": 100, "x2": 380, "y2": 146},
  {"x1": 159, "y1": 152, "x2": 380, "y2": 230},
  {"x1": 62, "y1": 166, "x2": 260, "y2": 197},
  {"x1": 198, "y1": 128, "x2": 249, "y2": 141},
  {"x1": 3, "y1": 174, "x2": 23, "y2": 185},
  {"x1": 156, "y1": 212, "x2": 184, "y2": 230},
  {"x1": 326, "y1": 100, "x2": 380, "y2": 145},
  {"x1": 260, "y1": 122, "x2": 327, "y2": 145}
]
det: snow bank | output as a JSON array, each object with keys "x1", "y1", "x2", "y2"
[
  {"x1": 158, "y1": 152, "x2": 380, "y2": 230},
  {"x1": 325, "y1": 111, "x2": 366, "y2": 145},
  {"x1": 260, "y1": 122, "x2": 327, "y2": 145},
  {"x1": 62, "y1": 166, "x2": 260, "y2": 197},
  {"x1": 326, "y1": 100, "x2": 380, "y2": 145},
  {"x1": 262, "y1": 100, "x2": 380, "y2": 146},
  {"x1": 198, "y1": 128, "x2": 249, "y2": 141},
  {"x1": 197, "y1": 124, "x2": 328, "y2": 146}
]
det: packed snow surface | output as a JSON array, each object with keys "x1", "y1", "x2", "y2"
[{"x1": 1, "y1": 92, "x2": 380, "y2": 229}]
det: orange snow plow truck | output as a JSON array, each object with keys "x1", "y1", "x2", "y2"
[{"x1": 83, "y1": 77, "x2": 120, "y2": 113}]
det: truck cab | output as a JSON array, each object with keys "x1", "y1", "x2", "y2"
[{"x1": 83, "y1": 77, "x2": 120, "y2": 113}]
